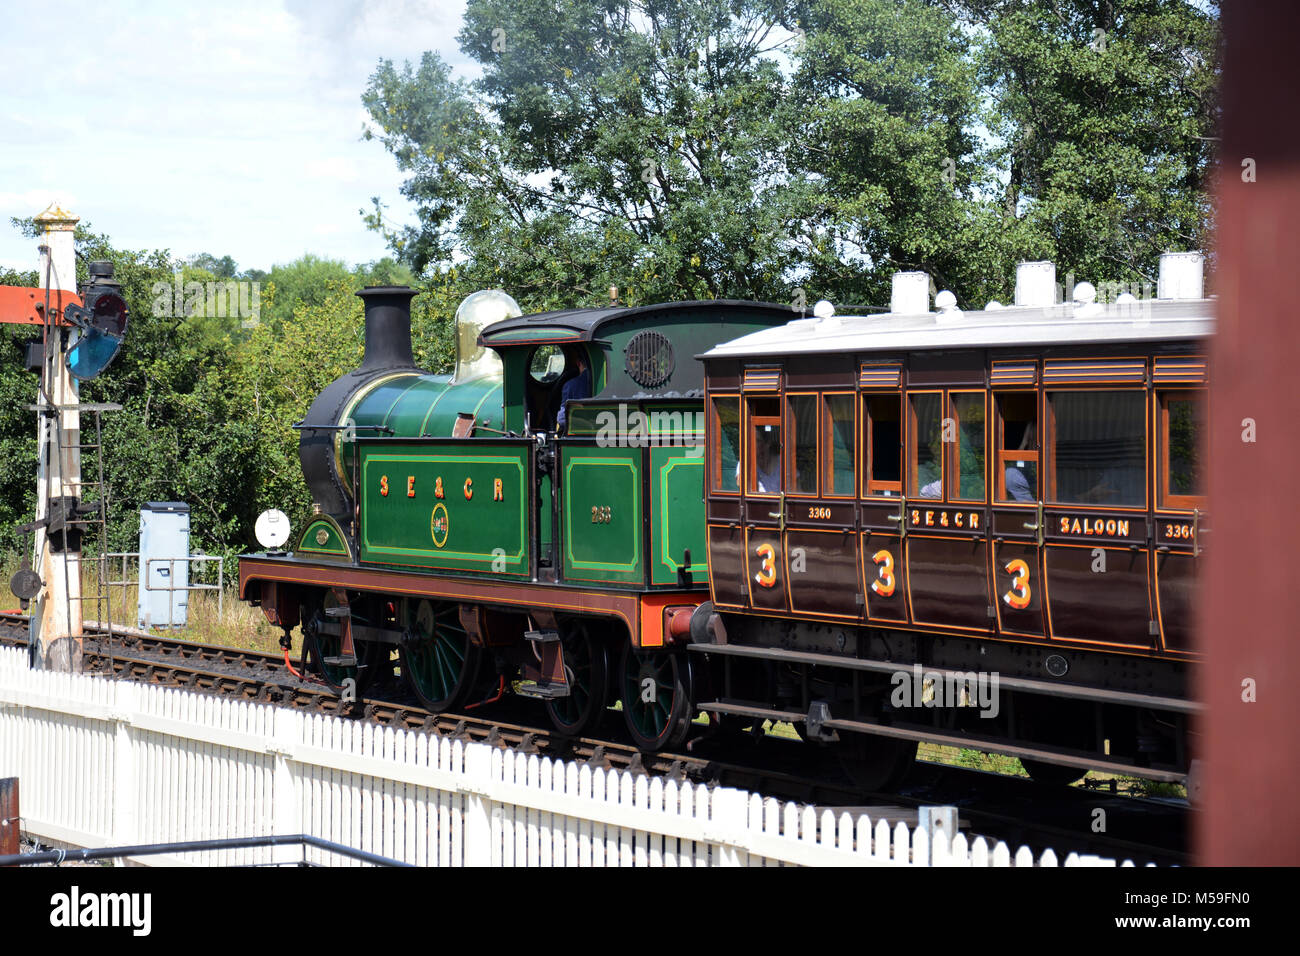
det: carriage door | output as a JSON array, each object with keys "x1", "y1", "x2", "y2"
[
  {"x1": 1151, "y1": 367, "x2": 1206, "y2": 654},
  {"x1": 741, "y1": 380, "x2": 789, "y2": 613},
  {"x1": 988, "y1": 368, "x2": 1048, "y2": 637},
  {"x1": 902, "y1": 388, "x2": 994, "y2": 632},
  {"x1": 858, "y1": 367, "x2": 910, "y2": 625},
  {"x1": 705, "y1": 390, "x2": 747, "y2": 609},
  {"x1": 783, "y1": 390, "x2": 862, "y2": 621},
  {"x1": 1040, "y1": 371, "x2": 1154, "y2": 648}
]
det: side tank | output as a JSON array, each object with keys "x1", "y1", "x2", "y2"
[{"x1": 297, "y1": 287, "x2": 517, "y2": 520}]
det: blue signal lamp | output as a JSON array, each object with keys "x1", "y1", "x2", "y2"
[{"x1": 63, "y1": 260, "x2": 128, "y2": 381}]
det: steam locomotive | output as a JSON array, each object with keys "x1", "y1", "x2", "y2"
[{"x1": 240, "y1": 254, "x2": 1209, "y2": 788}]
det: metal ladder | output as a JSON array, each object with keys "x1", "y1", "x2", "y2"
[{"x1": 29, "y1": 400, "x2": 122, "y2": 640}]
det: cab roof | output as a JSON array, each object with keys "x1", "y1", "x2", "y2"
[{"x1": 478, "y1": 299, "x2": 794, "y2": 346}]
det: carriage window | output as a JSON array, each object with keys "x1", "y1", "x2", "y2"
[
  {"x1": 711, "y1": 396, "x2": 740, "y2": 493},
  {"x1": 996, "y1": 392, "x2": 1038, "y2": 502},
  {"x1": 1160, "y1": 391, "x2": 1204, "y2": 509},
  {"x1": 746, "y1": 397, "x2": 781, "y2": 495},
  {"x1": 864, "y1": 395, "x2": 902, "y2": 496},
  {"x1": 787, "y1": 394, "x2": 818, "y2": 495},
  {"x1": 910, "y1": 392, "x2": 943, "y2": 498},
  {"x1": 1048, "y1": 391, "x2": 1146, "y2": 507},
  {"x1": 825, "y1": 394, "x2": 855, "y2": 496},
  {"x1": 951, "y1": 392, "x2": 986, "y2": 501}
]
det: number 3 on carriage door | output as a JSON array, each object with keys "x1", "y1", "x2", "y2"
[{"x1": 754, "y1": 543, "x2": 777, "y2": 587}]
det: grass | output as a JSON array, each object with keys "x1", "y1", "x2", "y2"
[
  {"x1": 918, "y1": 742, "x2": 1188, "y2": 799},
  {"x1": 2, "y1": 551, "x2": 301, "y2": 657},
  {"x1": 919, "y1": 743, "x2": 1029, "y2": 777}
]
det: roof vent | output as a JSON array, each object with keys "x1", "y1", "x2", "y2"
[
  {"x1": 890, "y1": 272, "x2": 930, "y2": 314},
  {"x1": 1015, "y1": 261, "x2": 1056, "y2": 307},
  {"x1": 1158, "y1": 252, "x2": 1204, "y2": 300}
]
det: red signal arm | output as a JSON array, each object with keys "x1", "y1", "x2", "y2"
[{"x1": 0, "y1": 285, "x2": 79, "y2": 325}]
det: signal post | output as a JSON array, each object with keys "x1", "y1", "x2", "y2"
[
  {"x1": 31, "y1": 204, "x2": 84, "y2": 671},
  {"x1": 0, "y1": 204, "x2": 84, "y2": 671}
]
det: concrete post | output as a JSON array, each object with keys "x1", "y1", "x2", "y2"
[{"x1": 30, "y1": 203, "x2": 83, "y2": 672}]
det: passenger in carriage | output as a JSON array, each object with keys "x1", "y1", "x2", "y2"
[
  {"x1": 1005, "y1": 422, "x2": 1037, "y2": 502},
  {"x1": 737, "y1": 428, "x2": 781, "y2": 493},
  {"x1": 755, "y1": 432, "x2": 781, "y2": 493}
]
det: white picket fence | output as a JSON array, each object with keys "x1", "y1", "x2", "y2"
[{"x1": 0, "y1": 646, "x2": 1137, "y2": 866}]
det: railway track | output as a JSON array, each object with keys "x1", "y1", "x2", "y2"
[{"x1": 1, "y1": 613, "x2": 1189, "y2": 863}]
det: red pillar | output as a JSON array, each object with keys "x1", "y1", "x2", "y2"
[{"x1": 1198, "y1": 0, "x2": 1300, "y2": 865}]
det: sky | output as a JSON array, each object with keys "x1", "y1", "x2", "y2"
[{"x1": 0, "y1": 0, "x2": 479, "y2": 274}]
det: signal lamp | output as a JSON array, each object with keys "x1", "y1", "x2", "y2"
[{"x1": 62, "y1": 260, "x2": 129, "y2": 380}]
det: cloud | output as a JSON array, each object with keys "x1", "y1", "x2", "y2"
[{"x1": 0, "y1": 0, "x2": 473, "y2": 270}]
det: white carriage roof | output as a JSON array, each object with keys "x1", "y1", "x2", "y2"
[{"x1": 702, "y1": 298, "x2": 1215, "y2": 359}]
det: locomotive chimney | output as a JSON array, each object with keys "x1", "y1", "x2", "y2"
[{"x1": 357, "y1": 286, "x2": 418, "y2": 371}]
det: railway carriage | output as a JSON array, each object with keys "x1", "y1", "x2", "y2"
[{"x1": 693, "y1": 256, "x2": 1209, "y2": 786}]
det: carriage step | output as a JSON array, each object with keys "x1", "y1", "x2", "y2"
[
  {"x1": 322, "y1": 655, "x2": 358, "y2": 667},
  {"x1": 523, "y1": 629, "x2": 560, "y2": 644},
  {"x1": 324, "y1": 606, "x2": 351, "y2": 618}
]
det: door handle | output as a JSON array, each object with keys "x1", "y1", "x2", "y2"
[{"x1": 766, "y1": 493, "x2": 786, "y2": 531}]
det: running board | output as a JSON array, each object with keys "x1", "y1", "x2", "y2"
[
  {"x1": 697, "y1": 700, "x2": 1186, "y2": 783},
  {"x1": 687, "y1": 642, "x2": 1197, "y2": 714}
]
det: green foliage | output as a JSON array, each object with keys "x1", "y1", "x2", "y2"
[
  {"x1": 0, "y1": 226, "x2": 469, "y2": 577},
  {"x1": 964, "y1": 0, "x2": 1220, "y2": 292},
  {"x1": 363, "y1": 0, "x2": 1219, "y2": 308},
  {"x1": 364, "y1": 0, "x2": 809, "y2": 307}
]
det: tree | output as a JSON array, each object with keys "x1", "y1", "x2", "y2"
[
  {"x1": 363, "y1": 0, "x2": 808, "y2": 307},
  {"x1": 362, "y1": 0, "x2": 1220, "y2": 310},
  {"x1": 187, "y1": 253, "x2": 239, "y2": 279},
  {"x1": 787, "y1": 0, "x2": 1019, "y2": 308},
  {"x1": 958, "y1": 0, "x2": 1220, "y2": 291}
]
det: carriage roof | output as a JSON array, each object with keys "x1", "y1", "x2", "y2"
[{"x1": 702, "y1": 297, "x2": 1214, "y2": 360}]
